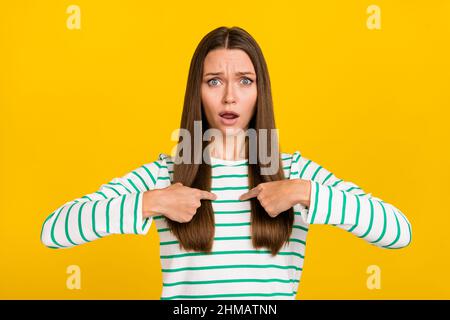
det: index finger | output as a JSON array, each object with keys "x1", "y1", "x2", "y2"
[
  {"x1": 239, "y1": 187, "x2": 260, "y2": 201},
  {"x1": 199, "y1": 190, "x2": 218, "y2": 200}
]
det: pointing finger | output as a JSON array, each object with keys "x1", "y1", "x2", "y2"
[
  {"x1": 239, "y1": 187, "x2": 260, "y2": 201},
  {"x1": 199, "y1": 190, "x2": 217, "y2": 200}
]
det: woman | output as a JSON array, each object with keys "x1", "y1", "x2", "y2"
[{"x1": 40, "y1": 26, "x2": 412, "y2": 300}]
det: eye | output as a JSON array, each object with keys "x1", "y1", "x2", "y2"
[
  {"x1": 207, "y1": 78, "x2": 221, "y2": 87},
  {"x1": 241, "y1": 77, "x2": 253, "y2": 85}
]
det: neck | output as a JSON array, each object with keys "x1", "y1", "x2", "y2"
[{"x1": 209, "y1": 133, "x2": 247, "y2": 161}]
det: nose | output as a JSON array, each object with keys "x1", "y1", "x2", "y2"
[{"x1": 223, "y1": 82, "x2": 236, "y2": 105}]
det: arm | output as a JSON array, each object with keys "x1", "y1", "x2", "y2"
[
  {"x1": 290, "y1": 151, "x2": 412, "y2": 249},
  {"x1": 40, "y1": 157, "x2": 168, "y2": 249}
]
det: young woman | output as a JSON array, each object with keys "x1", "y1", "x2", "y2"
[{"x1": 40, "y1": 26, "x2": 412, "y2": 300}]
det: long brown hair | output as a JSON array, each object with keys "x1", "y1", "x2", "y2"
[{"x1": 167, "y1": 26, "x2": 294, "y2": 256}]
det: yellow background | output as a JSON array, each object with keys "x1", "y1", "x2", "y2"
[{"x1": 1, "y1": 0, "x2": 449, "y2": 299}]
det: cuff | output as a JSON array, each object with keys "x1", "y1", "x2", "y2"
[{"x1": 137, "y1": 191, "x2": 152, "y2": 235}]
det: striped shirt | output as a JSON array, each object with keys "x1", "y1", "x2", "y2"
[{"x1": 40, "y1": 151, "x2": 412, "y2": 300}]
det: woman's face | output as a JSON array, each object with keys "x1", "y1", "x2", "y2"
[{"x1": 201, "y1": 48, "x2": 257, "y2": 136}]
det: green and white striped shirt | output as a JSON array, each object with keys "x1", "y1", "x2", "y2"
[{"x1": 40, "y1": 151, "x2": 412, "y2": 299}]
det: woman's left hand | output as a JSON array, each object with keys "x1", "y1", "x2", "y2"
[{"x1": 239, "y1": 179, "x2": 311, "y2": 218}]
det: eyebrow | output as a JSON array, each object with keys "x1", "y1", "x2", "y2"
[{"x1": 203, "y1": 71, "x2": 256, "y2": 77}]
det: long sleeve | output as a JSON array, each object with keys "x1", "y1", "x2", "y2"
[
  {"x1": 290, "y1": 151, "x2": 412, "y2": 249},
  {"x1": 40, "y1": 156, "x2": 167, "y2": 249}
]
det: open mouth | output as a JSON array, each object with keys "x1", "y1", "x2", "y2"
[{"x1": 219, "y1": 111, "x2": 240, "y2": 119}]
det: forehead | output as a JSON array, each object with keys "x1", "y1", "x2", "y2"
[{"x1": 203, "y1": 48, "x2": 255, "y2": 73}]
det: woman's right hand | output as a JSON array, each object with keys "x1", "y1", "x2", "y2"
[{"x1": 142, "y1": 182, "x2": 217, "y2": 223}]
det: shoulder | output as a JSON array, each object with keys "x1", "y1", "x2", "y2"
[
  {"x1": 280, "y1": 151, "x2": 325, "y2": 181},
  {"x1": 126, "y1": 153, "x2": 172, "y2": 185},
  {"x1": 286, "y1": 150, "x2": 332, "y2": 183},
  {"x1": 138, "y1": 153, "x2": 170, "y2": 171},
  {"x1": 157, "y1": 152, "x2": 173, "y2": 165},
  {"x1": 280, "y1": 150, "x2": 301, "y2": 166}
]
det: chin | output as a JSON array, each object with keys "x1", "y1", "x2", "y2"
[{"x1": 220, "y1": 126, "x2": 246, "y2": 136}]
